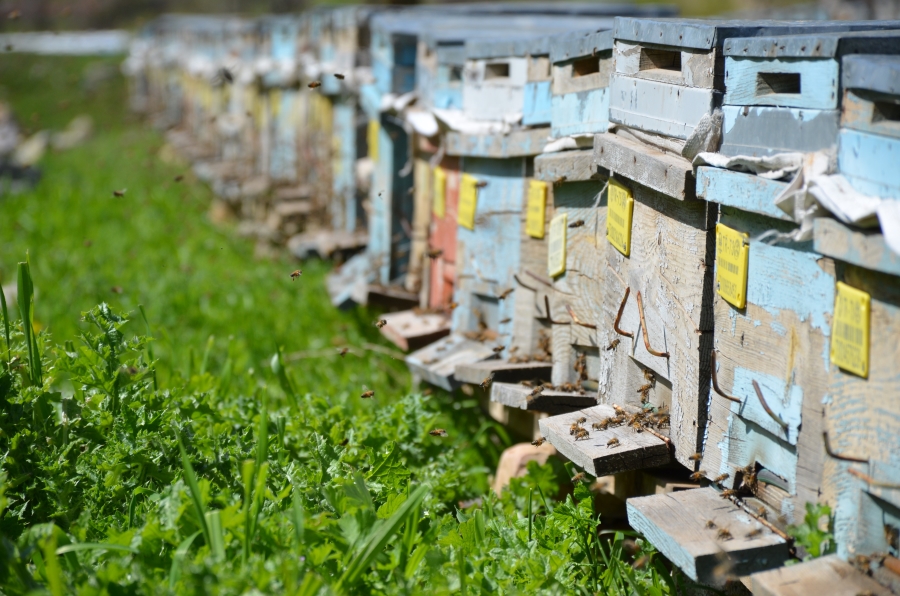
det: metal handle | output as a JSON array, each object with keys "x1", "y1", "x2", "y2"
[
  {"x1": 710, "y1": 351, "x2": 741, "y2": 403},
  {"x1": 636, "y1": 291, "x2": 669, "y2": 359},
  {"x1": 514, "y1": 273, "x2": 537, "y2": 292},
  {"x1": 613, "y1": 287, "x2": 634, "y2": 339},
  {"x1": 848, "y1": 468, "x2": 900, "y2": 489},
  {"x1": 566, "y1": 305, "x2": 597, "y2": 329},
  {"x1": 823, "y1": 431, "x2": 868, "y2": 463},
  {"x1": 752, "y1": 380, "x2": 788, "y2": 431}
]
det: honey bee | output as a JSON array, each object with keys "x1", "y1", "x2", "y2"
[
  {"x1": 756, "y1": 506, "x2": 768, "y2": 520},
  {"x1": 338, "y1": 347, "x2": 349, "y2": 357},
  {"x1": 532, "y1": 437, "x2": 546, "y2": 447},
  {"x1": 612, "y1": 415, "x2": 626, "y2": 425},
  {"x1": 361, "y1": 388, "x2": 375, "y2": 398},
  {"x1": 113, "y1": 188, "x2": 126, "y2": 197},
  {"x1": 613, "y1": 405, "x2": 625, "y2": 416},
  {"x1": 576, "y1": 417, "x2": 587, "y2": 424},
  {"x1": 308, "y1": 81, "x2": 321, "y2": 88},
  {"x1": 497, "y1": 288, "x2": 514, "y2": 300},
  {"x1": 571, "y1": 471, "x2": 586, "y2": 483},
  {"x1": 632, "y1": 555, "x2": 649, "y2": 570},
  {"x1": 429, "y1": 429, "x2": 448, "y2": 437},
  {"x1": 720, "y1": 489, "x2": 737, "y2": 499},
  {"x1": 423, "y1": 388, "x2": 433, "y2": 396},
  {"x1": 448, "y1": 302, "x2": 459, "y2": 310},
  {"x1": 593, "y1": 418, "x2": 611, "y2": 431},
  {"x1": 475, "y1": 180, "x2": 488, "y2": 188},
  {"x1": 427, "y1": 248, "x2": 443, "y2": 259},
  {"x1": 569, "y1": 421, "x2": 582, "y2": 435},
  {"x1": 690, "y1": 471, "x2": 706, "y2": 482},
  {"x1": 553, "y1": 175, "x2": 568, "y2": 185},
  {"x1": 499, "y1": 318, "x2": 511, "y2": 324},
  {"x1": 480, "y1": 375, "x2": 493, "y2": 390},
  {"x1": 607, "y1": 437, "x2": 620, "y2": 448},
  {"x1": 713, "y1": 473, "x2": 730, "y2": 484},
  {"x1": 290, "y1": 269, "x2": 302, "y2": 280},
  {"x1": 688, "y1": 453, "x2": 703, "y2": 462},
  {"x1": 643, "y1": 369, "x2": 656, "y2": 384},
  {"x1": 340, "y1": 438, "x2": 349, "y2": 446},
  {"x1": 605, "y1": 339, "x2": 620, "y2": 351},
  {"x1": 528, "y1": 386, "x2": 544, "y2": 400},
  {"x1": 492, "y1": 345, "x2": 504, "y2": 353},
  {"x1": 8, "y1": 9, "x2": 21, "y2": 19},
  {"x1": 375, "y1": 319, "x2": 387, "y2": 329},
  {"x1": 636, "y1": 384, "x2": 652, "y2": 394},
  {"x1": 111, "y1": 286, "x2": 123, "y2": 294},
  {"x1": 716, "y1": 528, "x2": 733, "y2": 541},
  {"x1": 746, "y1": 527, "x2": 764, "y2": 539},
  {"x1": 574, "y1": 428, "x2": 590, "y2": 441},
  {"x1": 174, "y1": 174, "x2": 184, "y2": 182},
  {"x1": 567, "y1": 219, "x2": 585, "y2": 228},
  {"x1": 639, "y1": 388, "x2": 651, "y2": 404},
  {"x1": 705, "y1": 520, "x2": 717, "y2": 529},
  {"x1": 334, "y1": 73, "x2": 345, "y2": 80}
]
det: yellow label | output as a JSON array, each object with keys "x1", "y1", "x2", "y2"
[
  {"x1": 831, "y1": 282, "x2": 870, "y2": 378},
  {"x1": 433, "y1": 167, "x2": 447, "y2": 217},
  {"x1": 270, "y1": 89, "x2": 282, "y2": 119},
  {"x1": 458, "y1": 174, "x2": 478, "y2": 230},
  {"x1": 526, "y1": 180, "x2": 548, "y2": 239},
  {"x1": 367, "y1": 119, "x2": 380, "y2": 162},
  {"x1": 715, "y1": 223, "x2": 750, "y2": 309},
  {"x1": 606, "y1": 179, "x2": 634, "y2": 256},
  {"x1": 548, "y1": 213, "x2": 567, "y2": 277}
]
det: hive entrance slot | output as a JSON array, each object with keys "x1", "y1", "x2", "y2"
[
  {"x1": 449, "y1": 66, "x2": 463, "y2": 82},
  {"x1": 572, "y1": 56, "x2": 600, "y2": 77},
  {"x1": 484, "y1": 62, "x2": 510, "y2": 80},
  {"x1": 756, "y1": 72, "x2": 801, "y2": 96},
  {"x1": 873, "y1": 100, "x2": 900, "y2": 126},
  {"x1": 639, "y1": 48, "x2": 681, "y2": 72}
]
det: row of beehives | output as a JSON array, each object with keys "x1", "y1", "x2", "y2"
[{"x1": 125, "y1": 9, "x2": 900, "y2": 594}]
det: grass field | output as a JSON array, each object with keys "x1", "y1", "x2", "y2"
[{"x1": 0, "y1": 54, "x2": 688, "y2": 594}]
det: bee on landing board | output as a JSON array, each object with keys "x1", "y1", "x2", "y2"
[
  {"x1": 429, "y1": 428, "x2": 448, "y2": 437},
  {"x1": 375, "y1": 319, "x2": 387, "y2": 329},
  {"x1": 592, "y1": 418, "x2": 611, "y2": 431},
  {"x1": 574, "y1": 428, "x2": 589, "y2": 441},
  {"x1": 716, "y1": 528, "x2": 733, "y2": 541},
  {"x1": 290, "y1": 270, "x2": 302, "y2": 280},
  {"x1": 746, "y1": 527, "x2": 764, "y2": 540},
  {"x1": 705, "y1": 520, "x2": 717, "y2": 529},
  {"x1": 607, "y1": 437, "x2": 620, "y2": 448},
  {"x1": 576, "y1": 417, "x2": 587, "y2": 425},
  {"x1": 567, "y1": 219, "x2": 585, "y2": 229}
]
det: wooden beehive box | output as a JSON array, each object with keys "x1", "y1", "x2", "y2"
[
  {"x1": 720, "y1": 28, "x2": 900, "y2": 157},
  {"x1": 550, "y1": 28, "x2": 615, "y2": 138}
]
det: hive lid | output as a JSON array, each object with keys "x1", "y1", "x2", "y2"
[
  {"x1": 550, "y1": 28, "x2": 615, "y2": 63},
  {"x1": 842, "y1": 53, "x2": 900, "y2": 95},
  {"x1": 724, "y1": 26, "x2": 900, "y2": 58}
]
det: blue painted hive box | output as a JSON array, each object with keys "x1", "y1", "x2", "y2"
[{"x1": 549, "y1": 28, "x2": 615, "y2": 138}]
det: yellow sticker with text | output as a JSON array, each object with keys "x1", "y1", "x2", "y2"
[
  {"x1": 548, "y1": 213, "x2": 567, "y2": 277},
  {"x1": 367, "y1": 119, "x2": 380, "y2": 162},
  {"x1": 526, "y1": 180, "x2": 548, "y2": 239},
  {"x1": 433, "y1": 167, "x2": 447, "y2": 217},
  {"x1": 715, "y1": 223, "x2": 750, "y2": 309},
  {"x1": 458, "y1": 174, "x2": 478, "y2": 230},
  {"x1": 606, "y1": 179, "x2": 633, "y2": 256},
  {"x1": 831, "y1": 281, "x2": 870, "y2": 378}
]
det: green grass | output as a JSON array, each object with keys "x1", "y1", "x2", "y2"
[{"x1": 0, "y1": 54, "x2": 689, "y2": 594}]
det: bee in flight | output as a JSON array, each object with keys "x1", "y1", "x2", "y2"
[
  {"x1": 689, "y1": 471, "x2": 706, "y2": 482},
  {"x1": 571, "y1": 472, "x2": 586, "y2": 483},
  {"x1": 337, "y1": 347, "x2": 349, "y2": 357},
  {"x1": 429, "y1": 428, "x2": 448, "y2": 437},
  {"x1": 532, "y1": 437, "x2": 546, "y2": 447},
  {"x1": 688, "y1": 452, "x2": 703, "y2": 462},
  {"x1": 290, "y1": 270, "x2": 302, "y2": 280},
  {"x1": 713, "y1": 473, "x2": 730, "y2": 484},
  {"x1": 497, "y1": 288, "x2": 514, "y2": 300},
  {"x1": 174, "y1": 174, "x2": 184, "y2": 182},
  {"x1": 361, "y1": 387, "x2": 375, "y2": 399},
  {"x1": 113, "y1": 188, "x2": 126, "y2": 197},
  {"x1": 492, "y1": 345, "x2": 504, "y2": 353},
  {"x1": 475, "y1": 180, "x2": 488, "y2": 188},
  {"x1": 605, "y1": 339, "x2": 620, "y2": 351},
  {"x1": 375, "y1": 319, "x2": 387, "y2": 329},
  {"x1": 334, "y1": 73, "x2": 345, "y2": 80},
  {"x1": 480, "y1": 375, "x2": 493, "y2": 390},
  {"x1": 308, "y1": 81, "x2": 321, "y2": 88},
  {"x1": 427, "y1": 248, "x2": 443, "y2": 259}
]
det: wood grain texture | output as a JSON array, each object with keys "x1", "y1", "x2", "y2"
[
  {"x1": 822, "y1": 263, "x2": 900, "y2": 559},
  {"x1": 614, "y1": 41, "x2": 718, "y2": 89},
  {"x1": 609, "y1": 75, "x2": 719, "y2": 139},
  {"x1": 550, "y1": 88, "x2": 610, "y2": 138},
  {"x1": 539, "y1": 405, "x2": 672, "y2": 476},
  {"x1": 750, "y1": 555, "x2": 893, "y2": 596},
  {"x1": 837, "y1": 128, "x2": 900, "y2": 198},
  {"x1": 627, "y1": 488, "x2": 789, "y2": 586},
  {"x1": 814, "y1": 217, "x2": 900, "y2": 278},
  {"x1": 491, "y1": 382, "x2": 597, "y2": 414},
  {"x1": 593, "y1": 132, "x2": 696, "y2": 200},
  {"x1": 696, "y1": 167, "x2": 792, "y2": 222},
  {"x1": 598, "y1": 180, "x2": 716, "y2": 468},
  {"x1": 724, "y1": 56, "x2": 839, "y2": 110},
  {"x1": 703, "y1": 208, "x2": 834, "y2": 517},
  {"x1": 721, "y1": 105, "x2": 840, "y2": 157},
  {"x1": 405, "y1": 333, "x2": 497, "y2": 391},
  {"x1": 535, "y1": 149, "x2": 597, "y2": 183},
  {"x1": 378, "y1": 309, "x2": 451, "y2": 352},
  {"x1": 841, "y1": 89, "x2": 900, "y2": 141},
  {"x1": 523, "y1": 80, "x2": 553, "y2": 126},
  {"x1": 445, "y1": 128, "x2": 550, "y2": 159},
  {"x1": 454, "y1": 361, "x2": 551, "y2": 385},
  {"x1": 842, "y1": 54, "x2": 900, "y2": 97}
]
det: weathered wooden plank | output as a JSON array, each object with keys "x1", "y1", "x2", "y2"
[
  {"x1": 837, "y1": 128, "x2": 900, "y2": 198},
  {"x1": 550, "y1": 88, "x2": 610, "y2": 138},
  {"x1": 609, "y1": 75, "x2": 719, "y2": 140},
  {"x1": 814, "y1": 218, "x2": 900, "y2": 278},
  {"x1": 627, "y1": 488, "x2": 790, "y2": 586},
  {"x1": 462, "y1": 56, "x2": 529, "y2": 122},
  {"x1": 724, "y1": 56, "x2": 839, "y2": 110},
  {"x1": 599, "y1": 179, "x2": 716, "y2": 468},
  {"x1": 841, "y1": 89, "x2": 900, "y2": 140},
  {"x1": 522, "y1": 80, "x2": 552, "y2": 126},
  {"x1": 750, "y1": 555, "x2": 893, "y2": 596},
  {"x1": 535, "y1": 149, "x2": 597, "y2": 183},
  {"x1": 454, "y1": 361, "x2": 551, "y2": 385},
  {"x1": 539, "y1": 405, "x2": 672, "y2": 476},
  {"x1": 614, "y1": 41, "x2": 717, "y2": 89},
  {"x1": 378, "y1": 309, "x2": 451, "y2": 352},
  {"x1": 406, "y1": 333, "x2": 497, "y2": 391},
  {"x1": 550, "y1": 29, "x2": 614, "y2": 65},
  {"x1": 822, "y1": 263, "x2": 900, "y2": 558},
  {"x1": 491, "y1": 382, "x2": 596, "y2": 414},
  {"x1": 842, "y1": 54, "x2": 900, "y2": 97},
  {"x1": 551, "y1": 54, "x2": 614, "y2": 96},
  {"x1": 721, "y1": 105, "x2": 840, "y2": 157},
  {"x1": 445, "y1": 128, "x2": 550, "y2": 158},
  {"x1": 593, "y1": 132, "x2": 696, "y2": 200},
  {"x1": 405, "y1": 155, "x2": 433, "y2": 295},
  {"x1": 703, "y1": 208, "x2": 833, "y2": 515},
  {"x1": 696, "y1": 166, "x2": 792, "y2": 222}
]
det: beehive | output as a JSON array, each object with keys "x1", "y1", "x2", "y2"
[{"x1": 549, "y1": 28, "x2": 615, "y2": 138}]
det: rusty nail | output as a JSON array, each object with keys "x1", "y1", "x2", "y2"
[
  {"x1": 710, "y1": 351, "x2": 742, "y2": 403},
  {"x1": 848, "y1": 468, "x2": 900, "y2": 489},
  {"x1": 636, "y1": 291, "x2": 669, "y2": 358},
  {"x1": 513, "y1": 273, "x2": 537, "y2": 292},
  {"x1": 752, "y1": 380, "x2": 789, "y2": 431},
  {"x1": 614, "y1": 287, "x2": 634, "y2": 339},
  {"x1": 544, "y1": 295, "x2": 569, "y2": 326},
  {"x1": 823, "y1": 431, "x2": 868, "y2": 464},
  {"x1": 565, "y1": 304, "x2": 597, "y2": 329}
]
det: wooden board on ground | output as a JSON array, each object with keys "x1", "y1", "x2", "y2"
[
  {"x1": 406, "y1": 333, "x2": 497, "y2": 391},
  {"x1": 539, "y1": 405, "x2": 672, "y2": 477},
  {"x1": 491, "y1": 382, "x2": 596, "y2": 414},
  {"x1": 378, "y1": 310, "x2": 451, "y2": 352},
  {"x1": 627, "y1": 487, "x2": 790, "y2": 586},
  {"x1": 750, "y1": 555, "x2": 893, "y2": 596},
  {"x1": 454, "y1": 360, "x2": 552, "y2": 386}
]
